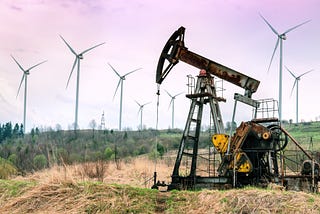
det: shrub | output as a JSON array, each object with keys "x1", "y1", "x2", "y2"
[
  {"x1": 8, "y1": 153, "x2": 18, "y2": 165},
  {"x1": 104, "y1": 147, "x2": 113, "y2": 160},
  {"x1": 0, "y1": 157, "x2": 17, "y2": 179},
  {"x1": 33, "y1": 154, "x2": 47, "y2": 170}
]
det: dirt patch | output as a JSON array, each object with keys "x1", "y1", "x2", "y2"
[{"x1": 155, "y1": 192, "x2": 169, "y2": 213}]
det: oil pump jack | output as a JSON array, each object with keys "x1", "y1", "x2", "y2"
[{"x1": 154, "y1": 26, "x2": 319, "y2": 192}]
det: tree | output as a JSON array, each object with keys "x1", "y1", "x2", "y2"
[
  {"x1": 157, "y1": 143, "x2": 166, "y2": 159},
  {"x1": 104, "y1": 147, "x2": 113, "y2": 160},
  {"x1": 33, "y1": 154, "x2": 47, "y2": 170},
  {"x1": 13, "y1": 123, "x2": 20, "y2": 137},
  {"x1": 19, "y1": 124, "x2": 24, "y2": 137},
  {"x1": 89, "y1": 119, "x2": 97, "y2": 138},
  {"x1": 3, "y1": 122, "x2": 12, "y2": 139}
]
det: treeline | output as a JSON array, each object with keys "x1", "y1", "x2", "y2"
[
  {"x1": 0, "y1": 122, "x2": 215, "y2": 178},
  {"x1": 0, "y1": 122, "x2": 24, "y2": 143}
]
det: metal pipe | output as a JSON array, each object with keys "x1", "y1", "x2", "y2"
[
  {"x1": 280, "y1": 127, "x2": 313, "y2": 160},
  {"x1": 227, "y1": 99, "x2": 237, "y2": 155}
]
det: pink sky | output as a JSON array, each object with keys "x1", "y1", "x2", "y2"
[{"x1": 1, "y1": 0, "x2": 319, "y2": 131}]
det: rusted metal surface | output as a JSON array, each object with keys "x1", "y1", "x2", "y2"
[
  {"x1": 156, "y1": 26, "x2": 260, "y2": 96},
  {"x1": 179, "y1": 48, "x2": 260, "y2": 95}
]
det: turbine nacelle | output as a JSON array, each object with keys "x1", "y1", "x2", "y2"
[{"x1": 280, "y1": 34, "x2": 287, "y2": 40}]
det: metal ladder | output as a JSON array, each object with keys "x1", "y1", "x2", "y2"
[{"x1": 171, "y1": 70, "x2": 225, "y2": 186}]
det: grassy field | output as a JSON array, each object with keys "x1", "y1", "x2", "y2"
[
  {"x1": 284, "y1": 122, "x2": 320, "y2": 151},
  {"x1": 1, "y1": 157, "x2": 320, "y2": 213},
  {"x1": 1, "y1": 122, "x2": 320, "y2": 213}
]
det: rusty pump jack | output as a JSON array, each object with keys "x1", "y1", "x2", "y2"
[
  {"x1": 155, "y1": 26, "x2": 320, "y2": 192},
  {"x1": 155, "y1": 26, "x2": 260, "y2": 190}
]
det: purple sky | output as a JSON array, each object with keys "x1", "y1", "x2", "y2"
[{"x1": 1, "y1": 0, "x2": 320, "y2": 131}]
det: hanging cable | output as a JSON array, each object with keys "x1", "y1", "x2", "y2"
[
  {"x1": 151, "y1": 84, "x2": 161, "y2": 189},
  {"x1": 155, "y1": 84, "x2": 161, "y2": 172}
]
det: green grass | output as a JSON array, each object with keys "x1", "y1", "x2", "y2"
[
  {"x1": 2, "y1": 180, "x2": 320, "y2": 213},
  {"x1": 0, "y1": 179, "x2": 36, "y2": 197},
  {"x1": 283, "y1": 122, "x2": 320, "y2": 150}
]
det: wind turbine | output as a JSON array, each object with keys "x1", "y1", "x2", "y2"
[
  {"x1": 165, "y1": 90, "x2": 183, "y2": 129},
  {"x1": 60, "y1": 35, "x2": 105, "y2": 130},
  {"x1": 108, "y1": 63, "x2": 141, "y2": 131},
  {"x1": 135, "y1": 100, "x2": 151, "y2": 130},
  {"x1": 11, "y1": 55, "x2": 47, "y2": 133},
  {"x1": 285, "y1": 66, "x2": 313, "y2": 124},
  {"x1": 260, "y1": 14, "x2": 310, "y2": 122}
]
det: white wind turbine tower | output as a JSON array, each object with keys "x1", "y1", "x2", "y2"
[
  {"x1": 285, "y1": 66, "x2": 313, "y2": 124},
  {"x1": 135, "y1": 100, "x2": 151, "y2": 131},
  {"x1": 165, "y1": 90, "x2": 183, "y2": 129},
  {"x1": 260, "y1": 14, "x2": 310, "y2": 122},
  {"x1": 11, "y1": 55, "x2": 47, "y2": 133},
  {"x1": 108, "y1": 63, "x2": 141, "y2": 131},
  {"x1": 60, "y1": 35, "x2": 105, "y2": 130}
]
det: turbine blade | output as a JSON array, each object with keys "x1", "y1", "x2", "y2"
[
  {"x1": 290, "y1": 80, "x2": 297, "y2": 97},
  {"x1": 113, "y1": 79, "x2": 121, "y2": 100},
  {"x1": 16, "y1": 75, "x2": 25, "y2": 98},
  {"x1": 81, "y1": 42, "x2": 105, "y2": 55},
  {"x1": 299, "y1": 69, "x2": 313, "y2": 78},
  {"x1": 11, "y1": 55, "x2": 25, "y2": 72},
  {"x1": 285, "y1": 65, "x2": 297, "y2": 78},
  {"x1": 174, "y1": 92, "x2": 184, "y2": 98},
  {"x1": 66, "y1": 58, "x2": 77, "y2": 89},
  {"x1": 59, "y1": 35, "x2": 77, "y2": 55},
  {"x1": 143, "y1": 101, "x2": 152, "y2": 106},
  {"x1": 137, "y1": 107, "x2": 142, "y2": 116},
  {"x1": 123, "y1": 68, "x2": 142, "y2": 77},
  {"x1": 284, "y1": 20, "x2": 311, "y2": 34},
  {"x1": 27, "y1": 60, "x2": 47, "y2": 71},
  {"x1": 108, "y1": 63, "x2": 121, "y2": 78},
  {"x1": 165, "y1": 90, "x2": 173, "y2": 98},
  {"x1": 259, "y1": 13, "x2": 279, "y2": 36},
  {"x1": 168, "y1": 99, "x2": 173, "y2": 110},
  {"x1": 267, "y1": 38, "x2": 280, "y2": 72},
  {"x1": 135, "y1": 100, "x2": 141, "y2": 107}
]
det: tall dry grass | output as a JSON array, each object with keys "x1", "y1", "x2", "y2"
[
  {"x1": 2, "y1": 156, "x2": 320, "y2": 213},
  {"x1": 13, "y1": 156, "x2": 172, "y2": 188}
]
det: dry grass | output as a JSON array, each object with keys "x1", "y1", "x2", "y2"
[
  {"x1": 1, "y1": 157, "x2": 320, "y2": 213},
  {"x1": 196, "y1": 188, "x2": 320, "y2": 214},
  {"x1": 12, "y1": 157, "x2": 172, "y2": 188}
]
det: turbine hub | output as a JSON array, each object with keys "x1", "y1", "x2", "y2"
[
  {"x1": 78, "y1": 54, "x2": 84, "y2": 59},
  {"x1": 280, "y1": 34, "x2": 287, "y2": 40}
]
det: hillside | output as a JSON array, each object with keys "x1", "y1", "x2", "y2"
[
  {"x1": 1, "y1": 122, "x2": 320, "y2": 178},
  {"x1": 1, "y1": 157, "x2": 320, "y2": 213}
]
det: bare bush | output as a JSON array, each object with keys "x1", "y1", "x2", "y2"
[{"x1": 80, "y1": 161, "x2": 108, "y2": 182}]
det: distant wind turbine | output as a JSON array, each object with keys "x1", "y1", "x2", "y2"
[
  {"x1": 165, "y1": 90, "x2": 183, "y2": 129},
  {"x1": 260, "y1": 14, "x2": 310, "y2": 122},
  {"x1": 60, "y1": 35, "x2": 105, "y2": 130},
  {"x1": 11, "y1": 55, "x2": 47, "y2": 133},
  {"x1": 108, "y1": 63, "x2": 141, "y2": 131},
  {"x1": 285, "y1": 66, "x2": 313, "y2": 124},
  {"x1": 135, "y1": 100, "x2": 151, "y2": 131}
]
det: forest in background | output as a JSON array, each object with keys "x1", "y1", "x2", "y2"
[{"x1": 0, "y1": 121, "x2": 319, "y2": 178}]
